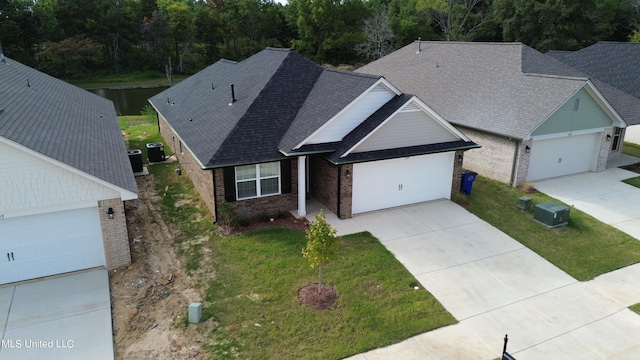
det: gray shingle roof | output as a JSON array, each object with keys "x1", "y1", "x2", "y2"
[
  {"x1": 0, "y1": 57, "x2": 138, "y2": 195},
  {"x1": 357, "y1": 41, "x2": 639, "y2": 137},
  {"x1": 547, "y1": 42, "x2": 640, "y2": 99},
  {"x1": 150, "y1": 48, "x2": 385, "y2": 168}
]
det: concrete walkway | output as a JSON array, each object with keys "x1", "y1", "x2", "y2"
[
  {"x1": 304, "y1": 200, "x2": 640, "y2": 359},
  {"x1": 0, "y1": 269, "x2": 114, "y2": 360},
  {"x1": 535, "y1": 155, "x2": 640, "y2": 240}
]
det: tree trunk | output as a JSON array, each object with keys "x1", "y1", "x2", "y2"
[{"x1": 317, "y1": 265, "x2": 323, "y2": 294}]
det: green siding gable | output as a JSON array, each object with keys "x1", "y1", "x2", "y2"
[{"x1": 532, "y1": 88, "x2": 613, "y2": 136}]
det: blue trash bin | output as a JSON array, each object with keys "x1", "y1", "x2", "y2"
[{"x1": 460, "y1": 170, "x2": 477, "y2": 195}]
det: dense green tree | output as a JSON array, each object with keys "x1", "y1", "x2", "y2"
[
  {"x1": 388, "y1": 0, "x2": 435, "y2": 46},
  {"x1": 490, "y1": 0, "x2": 637, "y2": 51},
  {"x1": 35, "y1": 35, "x2": 103, "y2": 77},
  {"x1": 286, "y1": 0, "x2": 372, "y2": 64},
  {"x1": 0, "y1": 0, "x2": 38, "y2": 63}
]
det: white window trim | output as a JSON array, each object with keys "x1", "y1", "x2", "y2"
[{"x1": 235, "y1": 162, "x2": 281, "y2": 200}]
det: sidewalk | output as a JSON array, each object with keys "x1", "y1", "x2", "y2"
[{"x1": 302, "y1": 200, "x2": 640, "y2": 359}]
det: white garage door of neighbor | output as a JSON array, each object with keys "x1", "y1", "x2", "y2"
[
  {"x1": 352, "y1": 152, "x2": 453, "y2": 215},
  {"x1": 0, "y1": 207, "x2": 106, "y2": 284},
  {"x1": 527, "y1": 132, "x2": 601, "y2": 182}
]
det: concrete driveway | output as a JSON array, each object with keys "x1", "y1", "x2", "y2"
[
  {"x1": 305, "y1": 200, "x2": 640, "y2": 359},
  {"x1": 0, "y1": 269, "x2": 114, "y2": 360},
  {"x1": 534, "y1": 157, "x2": 640, "y2": 240}
]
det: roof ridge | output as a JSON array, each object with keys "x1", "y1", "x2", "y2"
[{"x1": 324, "y1": 67, "x2": 380, "y2": 79}]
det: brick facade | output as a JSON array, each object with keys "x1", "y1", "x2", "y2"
[
  {"x1": 308, "y1": 156, "x2": 353, "y2": 219},
  {"x1": 458, "y1": 126, "x2": 518, "y2": 184},
  {"x1": 451, "y1": 150, "x2": 464, "y2": 196},
  {"x1": 213, "y1": 165, "x2": 299, "y2": 220},
  {"x1": 98, "y1": 198, "x2": 131, "y2": 269},
  {"x1": 158, "y1": 113, "x2": 217, "y2": 220}
]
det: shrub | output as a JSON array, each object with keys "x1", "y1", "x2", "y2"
[{"x1": 217, "y1": 201, "x2": 236, "y2": 228}]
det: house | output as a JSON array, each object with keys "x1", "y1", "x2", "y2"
[
  {"x1": 357, "y1": 41, "x2": 640, "y2": 185},
  {"x1": 0, "y1": 56, "x2": 138, "y2": 285},
  {"x1": 547, "y1": 42, "x2": 640, "y2": 100},
  {"x1": 148, "y1": 47, "x2": 478, "y2": 220}
]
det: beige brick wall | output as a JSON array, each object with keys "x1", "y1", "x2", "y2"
[
  {"x1": 458, "y1": 126, "x2": 519, "y2": 185},
  {"x1": 99, "y1": 199, "x2": 131, "y2": 269},
  {"x1": 451, "y1": 150, "x2": 464, "y2": 196}
]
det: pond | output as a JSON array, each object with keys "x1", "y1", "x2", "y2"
[{"x1": 89, "y1": 87, "x2": 168, "y2": 116}]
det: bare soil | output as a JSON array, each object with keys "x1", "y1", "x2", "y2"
[
  {"x1": 110, "y1": 174, "x2": 215, "y2": 359},
  {"x1": 110, "y1": 173, "x2": 311, "y2": 359}
]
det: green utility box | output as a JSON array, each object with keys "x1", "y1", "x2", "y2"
[{"x1": 533, "y1": 202, "x2": 569, "y2": 228}]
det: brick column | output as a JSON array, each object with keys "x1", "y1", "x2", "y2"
[{"x1": 98, "y1": 199, "x2": 131, "y2": 269}]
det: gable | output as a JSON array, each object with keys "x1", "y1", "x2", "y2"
[
  {"x1": 532, "y1": 87, "x2": 614, "y2": 137},
  {"x1": 351, "y1": 104, "x2": 459, "y2": 153},
  {"x1": 304, "y1": 82, "x2": 397, "y2": 145},
  {"x1": 1, "y1": 141, "x2": 123, "y2": 217}
]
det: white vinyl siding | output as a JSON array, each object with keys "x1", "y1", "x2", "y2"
[
  {"x1": 235, "y1": 162, "x2": 280, "y2": 199},
  {"x1": 307, "y1": 84, "x2": 395, "y2": 144},
  {"x1": 1, "y1": 141, "x2": 121, "y2": 217},
  {"x1": 352, "y1": 110, "x2": 459, "y2": 153}
]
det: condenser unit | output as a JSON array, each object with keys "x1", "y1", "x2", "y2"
[{"x1": 533, "y1": 202, "x2": 569, "y2": 228}]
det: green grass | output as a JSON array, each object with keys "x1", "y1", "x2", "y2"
[
  {"x1": 462, "y1": 177, "x2": 640, "y2": 281},
  {"x1": 623, "y1": 176, "x2": 640, "y2": 188},
  {"x1": 203, "y1": 228, "x2": 455, "y2": 359},
  {"x1": 623, "y1": 142, "x2": 640, "y2": 158},
  {"x1": 67, "y1": 71, "x2": 187, "y2": 89},
  {"x1": 630, "y1": 303, "x2": 640, "y2": 315},
  {"x1": 119, "y1": 114, "x2": 163, "y2": 162},
  {"x1": 122, "y1": 121, "x2": 455, "y2": 358}
]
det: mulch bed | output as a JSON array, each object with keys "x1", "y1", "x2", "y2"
[
  {"x1": 621, "y1": 163, "x2": 640, "y2": 174},
  {"x1": 298, "y1": 283, "x2": 337, "y2": 310},
  {"x1": 218, "y1": 212, "x2": 310, "y2": 236}
]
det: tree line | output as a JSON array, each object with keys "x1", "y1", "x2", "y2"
[{"x1": 1, "y1": 0, "x2": 639, "y2": 78}]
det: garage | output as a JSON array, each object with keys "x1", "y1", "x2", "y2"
[
  {"x1": 351, "y1": 152, "x2": 454, "y2": 214},
  {"x1": 0, "y1": 207, "x2": 106, "y2": 284},
  {"x1": 527, "y1": 132, "x2": 601, "y2": 181}
]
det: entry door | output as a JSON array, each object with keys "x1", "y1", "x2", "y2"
[{"x1": 0, "y1": 207, "x2": 106, "y2": 284}]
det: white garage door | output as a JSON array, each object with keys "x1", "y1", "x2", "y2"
[
  {"x1": 352, "y1": 152, "x2": 453, "y2": 214},
  {"x1": 0, "y1": 207, "x2": 106, "y2": 284},
  {"x1": 527, "y1": 132, "x2": 601, "y2": 181}
]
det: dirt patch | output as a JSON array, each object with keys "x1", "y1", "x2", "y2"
[
  {"x1": 110, "y1": 174, "x2": 312, "y2": 359},
  {"x1": 110, "y1": 174, "x2": 215, "y2": 359},
  {"x1": 298, "y1": 284, "x2": 338, "y2": 310}
]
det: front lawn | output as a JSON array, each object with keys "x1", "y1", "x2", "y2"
[
  {"x1": 630, "y1": 303, "x2": 640, "y2": 315},
  {"x1": 202, "y1": 228, "x2": 455, "y2": 359},
  {"x1": 623, "y1": 142, "x2": 640, "y2": 158},
  {"x1": 462, "y1": 177, "x2": 640, "y2": 281},
  {"x1": 146, "y1": 156, "x2": 455, "y2": 359}
]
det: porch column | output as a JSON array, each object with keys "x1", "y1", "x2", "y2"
[{"x1": 297, "y1": 156, "x2": 307, "y2": 217}]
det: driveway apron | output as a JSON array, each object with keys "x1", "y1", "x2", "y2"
[
  {"x1": 0, "y1": 269, "x2": 114, "y2": 360},
  {"x1": 325, "y1": 200, "x2": 640, "y2": 359}
]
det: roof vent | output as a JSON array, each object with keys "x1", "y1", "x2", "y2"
[
  {"x1": 0, "y1": 41, "x2": 6, "y2": 64},
  {"x1": 229, "y1": 84, "x2": 237, "y2": 105},
  {"x1": 26, "y1": 79, "x2": 30, "y2": 87},
  {"x1": 416, "y1": 37, "x2": 422, "y2": 53}
]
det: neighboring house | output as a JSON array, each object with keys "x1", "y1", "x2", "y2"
[
  {"x1": 148, "y1": 47, "x2": 478, "y2": 220},
  {"x1": 548, "y1": 42, "x2": 640, "y2": 100},
  {"x1": 0, "y1": 56, "x2": 138, "y2": 285},
  {"x1": 357, "y1": 41, "x2": 640, "y2": 185}
]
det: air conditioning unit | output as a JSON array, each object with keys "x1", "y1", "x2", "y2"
[
  {"x1": 533, "y1": 202, "x2": 569, "y2": 228},
  {"x1": 517, "y1": 196, "x2": 532, "y2": 211}
]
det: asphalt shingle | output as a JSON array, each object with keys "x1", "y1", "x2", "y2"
[
  {"x1": 357, "y1": 41, "x2": 638, "y2": 137},
  {"x1": 0, "y1": 57, "x2": 138, "y2": 195}
]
